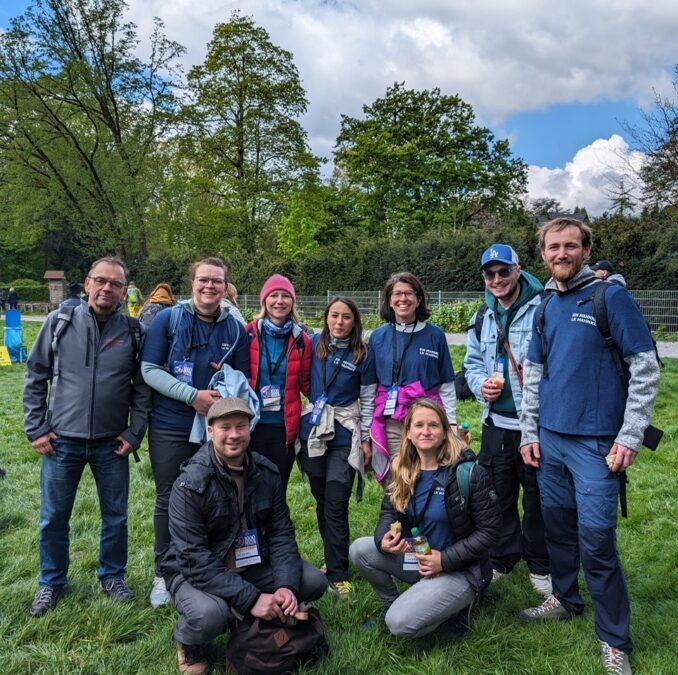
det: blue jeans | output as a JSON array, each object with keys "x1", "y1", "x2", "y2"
[{"x1": 38, "y1": 436, "x2": 129, "y2": 587}]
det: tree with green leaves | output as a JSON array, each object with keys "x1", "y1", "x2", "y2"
[
  {"x1": 334, "y1": 82, "x2": 527, "y2": 238},
  {"x1": 0, "y1": 0, "x2": 183, "y2": 260},
  {"x1": 177, "y1": 12, "x2": 320, "y2": 254}
]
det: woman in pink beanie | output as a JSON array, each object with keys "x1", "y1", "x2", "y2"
[{"x1": 245, "y1": 275, "x2": 312, "y2": 492}]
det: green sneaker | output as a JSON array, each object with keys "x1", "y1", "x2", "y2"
[
  {"x1": 518, "y1": 594, "x2": 573, "y2": 622},
  {"x1": 600, "y1": 641, "x2": 632, "y2": 675}
]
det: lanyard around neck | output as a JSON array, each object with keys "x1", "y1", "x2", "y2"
[{"x1": 391, "y1": 322, "x2": 417, "y2": 386}]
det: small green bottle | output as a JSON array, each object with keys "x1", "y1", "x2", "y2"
[{"x1": 410, "y1": 527, "x2": 431, "y2": 555}]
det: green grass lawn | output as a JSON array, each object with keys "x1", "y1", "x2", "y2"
[{"x1": 0, "y1": 324, "x2": 676, "y2": 674}]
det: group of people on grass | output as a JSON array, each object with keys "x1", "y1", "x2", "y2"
[{"x1": 22, "y1": 217, "x2": 660, "y2": 675}]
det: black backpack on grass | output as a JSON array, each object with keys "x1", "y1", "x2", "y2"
[{"x1": 224, "y1": 605, "x2": 329, "y2": 675}]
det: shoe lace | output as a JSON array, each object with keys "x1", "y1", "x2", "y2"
[
  {"x1": 601, "y1": 642, "x2": 626, "y2": 675},
  {"x1": 35, "y1": 586, "x2": 54, "y2": 603},
  {"x1": 535, "y1": 594, "x2": 560, "y2": 614},
  {"x1": 105, "y1": 578, "x2": 130, "y2": 594},
  {"x1": 332, "y1": 581, "x2": 352, "y2": 594}
]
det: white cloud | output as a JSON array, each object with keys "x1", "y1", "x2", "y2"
[
  {"x1": 125, "y1": 0, "x2": 677, "y2": 163},
  {"x1": 527, "y1": 134, "x2": 647, "y2": 215}
]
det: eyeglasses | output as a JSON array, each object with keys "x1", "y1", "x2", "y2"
[
  {"x1": 195, "y1": 277, "x2": 226, "y2": 287},
  {"x1": 482, "y1": 267, "x2": 515, "y2": 280},
  {"x1": 391, "y1": 291, "x2": 417, "y2": 299},
  {"x1": 88, "y1": 276, "x2": 126, "y2": 290}
]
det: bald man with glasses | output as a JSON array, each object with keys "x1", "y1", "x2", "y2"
[{"x1": 463, "y1": 244, "x2": 551, "y2": 598}]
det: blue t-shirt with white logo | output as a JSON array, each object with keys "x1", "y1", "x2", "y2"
[
  {"x1": 299, "y1": 334, "x2": 373, "y2": 447},
  {"x1": 527, "y1": 282, "x2": 655, "y2": 436},
  {"x1": 365, "y1": 322, "x2": 454, "y2": 389},
  {"x1": 406, "y1": 469, "x2": 453, "y2": 551}
]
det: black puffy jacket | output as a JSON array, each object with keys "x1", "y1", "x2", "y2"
[
  {"x1": 374, "y1": 450, "x2": 501, "y2": 592},
  {"x1": 161, "y1": 443, "x2": 302, "y2": 614}
]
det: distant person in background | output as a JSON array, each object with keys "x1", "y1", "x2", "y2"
[
  {"x1": 0, "y1": 289, "x2": 6, "y2": 312},
  {"x1": 590, "y1": 260, "x2": 626, "y2": 287},
  {"x1": 8, "y1": 287, "x2": 18, "y2": 310},
  {"x1": 223, "y1": 281, "x2": 246, "y2": 325},
  {"x1": 60, "y1": 283, "x2": 83, "y2": 309},
  {"x1": 140, "y1": 283, "x2": 176, "y2": 328},
  {"x1": 126, "y1": 281, "x2": 143, "y2": 318}
]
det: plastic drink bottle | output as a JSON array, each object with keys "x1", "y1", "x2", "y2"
[
  {"x1": 410, "y1": 527, "x2": 431, "y2": 555},
  {"x1": 458, "y1": 420, "x2": 472, "y2": 445}
]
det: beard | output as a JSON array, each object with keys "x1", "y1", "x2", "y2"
[{"x1": 547, "y1": 257, "x2": 584, "y2": 282}]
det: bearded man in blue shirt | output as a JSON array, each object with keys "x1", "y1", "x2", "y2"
[{"x1": 518, "y1": 217, "x2": 660, "y2": 675}]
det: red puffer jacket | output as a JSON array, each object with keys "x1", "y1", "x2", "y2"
[{"x1": 246, "y1": 320, "x2": 312, "y2": 444}]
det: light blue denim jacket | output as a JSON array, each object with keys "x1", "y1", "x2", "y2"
[{"x1": 463, "y1": 294, "x2": 542, "y2": 421}]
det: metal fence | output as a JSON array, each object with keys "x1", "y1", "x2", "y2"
[{"x1": 237, "y1": 289, "x2": 678, "y2": 331}]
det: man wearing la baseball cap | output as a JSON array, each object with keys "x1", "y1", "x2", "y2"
[
  {"x1": 162, "y1": 397, "x2": 327, "y2": 675},
  {"x1": 464, "y1": 244, "x2": 552, "y2": 599}
]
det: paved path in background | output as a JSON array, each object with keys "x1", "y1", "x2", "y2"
[{"x1": 17, "y1": 316, "x2": 678, "y2": 358}]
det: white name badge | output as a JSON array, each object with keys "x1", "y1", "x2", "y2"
[
  {"x1": 173, "y1": 360, "x2": 194, "y2": 385},
  {"x1": 384, "y1": 385, "x2": 399, "y2": 417},
  {"x1": 260, "y1": 384, "x2": 281, "y2": 411},
  {"x1": 234, "y1": 528, "x2": 262, "y2": 568},
  {"x1": 402, "y1": 538, "x2": 418, "y2": 571}
]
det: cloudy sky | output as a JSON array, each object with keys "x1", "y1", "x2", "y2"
[{"x1": 2, "y1": 0, "x2": 676, "y2": 214}]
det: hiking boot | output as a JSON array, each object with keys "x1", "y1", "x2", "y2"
[
  {"x1": 101, "y1": 578, "x2": 134, "y2": 602},
  {"x1": 528, "y1": 572, "x2": 553, "y2": 598},
  {"x1": 177, "y1": 642, "x2": 209, "y2": 675},
  {"x1": 519, "y1": 594, "x2": 573, "y2": 622},
  {"x1": 328, "y1": 580, "x2": 352, "y2": 599},
  {"x1": 30, "y1": 586, "x2": 63, "y2": 617},
  {"x1": 600, "y1": 641, "x2": 632, "y2": 675},
  {"x1": 150, "y1": 575, "x2": 171, "y2": 608}
]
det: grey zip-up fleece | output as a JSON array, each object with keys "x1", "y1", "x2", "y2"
[{"x1": 23, "y1": 303, "x2": 152, "y2": 448}]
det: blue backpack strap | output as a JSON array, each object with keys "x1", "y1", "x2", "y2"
[
  {"x1": 48, "y1": 305, "x2": 76, "y2": 414},
  {"x1": 534, "y1": 290, "x2": 555, "y2": 377},
  {"x1": 164, "y1": 303, "x2": 185, "y2": 369},
  {"x1": 455, "y1": 460, "x2": 476, "y2": 511}
]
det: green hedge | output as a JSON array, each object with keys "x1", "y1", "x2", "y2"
[{"x1": 4, "y1": 284, "x2": 50, "y2": 302}]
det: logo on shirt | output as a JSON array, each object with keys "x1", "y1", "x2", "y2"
[
  {"x1": 418, "y1": 348, "x2": 439, "y2": 359},
  {"x1": 570, "y1": 312, "x2": 597, "y2": 328},
  {"x1": 221, "y1": 342, "x2": 232, "y2": 352}
]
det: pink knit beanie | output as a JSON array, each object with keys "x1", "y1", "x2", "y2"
[{"x1": 259, "y1": 274, "x2": 296, "y2": 305}]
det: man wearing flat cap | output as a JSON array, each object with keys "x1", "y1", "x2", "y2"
[{"x1": 162, "y1": 397, "x2": 327, "y2": 675}]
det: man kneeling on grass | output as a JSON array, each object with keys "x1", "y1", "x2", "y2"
[{"x1": 161, "y1": 397, "x2": 328, "y2": 675}]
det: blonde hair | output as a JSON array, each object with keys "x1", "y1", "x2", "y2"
[{"x1": 389, "y1": 399, "x2": 467, "y2": 513}]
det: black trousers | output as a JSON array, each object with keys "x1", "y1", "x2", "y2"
[
  {"x1": 299, "y1": 443, "x2": 355, "y2": 582},
  {"x1": 478, "y1": 418, "x2": 550, "y2": 575},
  {"x1": 149, "y1": 426, "x2": 201, "y2": 574},
  {"x1": 249, "y1": 424, "x2": 295, "y2": 494}
]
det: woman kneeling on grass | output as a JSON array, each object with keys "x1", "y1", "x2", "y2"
[{"x1": 349, "y1": 398, "x2": 501, "y2": 639}]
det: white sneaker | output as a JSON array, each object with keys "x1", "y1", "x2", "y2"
[
  {"x1": 529, "y1": 572, "x2": 552, "y2": 598},
  {"x1": 150, "y1": 575, "x2": 170, "y2": 608},
  {"x1": 600, "y1": 640, "x2": 632, "y2": 675},
  {"x1": 491, "y1": 569, "x2": 508, "y2": 582}
]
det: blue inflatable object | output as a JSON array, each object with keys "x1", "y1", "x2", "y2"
[{"x1": 3, "y1": 309, "x2": 27, "y2": 362}]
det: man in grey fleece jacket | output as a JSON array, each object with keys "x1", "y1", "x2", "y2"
[
  {"x1": 23, "y1": 256, "x2": 151, "y2": 617},
  {"x1": 518, "y1": 218, "x2": 660, "y2": 675}
]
